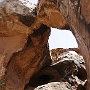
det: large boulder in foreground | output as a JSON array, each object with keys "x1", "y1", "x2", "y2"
[{"x1": 34, "y1": 82, "x2": 71, "y2": 90}]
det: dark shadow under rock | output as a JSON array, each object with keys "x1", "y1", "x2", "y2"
[{"x1": 24, "y1": 66, "x2": 60, "y2": 88}]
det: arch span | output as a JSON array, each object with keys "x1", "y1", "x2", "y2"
[{"x1": 38, "y1": 0, "x2": 90, "y2": 89}]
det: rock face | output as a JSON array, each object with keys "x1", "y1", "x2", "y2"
[
  {"x1": 34, "y1": 82, "x2": 71, "y2": 90},
  {"x1": 24, "y1": 66, "x2": 60, "y2": 90},
  {"x1": 0, "y1": 0, "x2": 90, "y2": 90},
  {"x1": 37, "y1": 0, "x2": 90, "y2": 89},
  {"x1": 25, "y1": 49, "x2": 87, "y2": 90},
  {"x1": 37, "y1": 0, "x2": 67, "y2": 28},
  {"x1": 51, "y1": 49, "x2": 87, "y2": 90},
  {"x1": 51, "y1": 48, "x2": 79, "y2": 64},
  {"x1": 0, "y1": 0, "x2": 52, "y2": 90},
  {"x1": 6, "y1": 25, "x2": 51, "y2": 90}
]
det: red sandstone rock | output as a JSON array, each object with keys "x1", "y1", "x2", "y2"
[
  {"x1": 51, "y1": 49, "x2": 87, "y2": 89},
  {"x1": 24, "y1": 49, "x2": 86, "y2": 90},
  {"x1": 0, "y1": 0, "x2": 52, "y2": 90},
  {"x1": 25, "y1": 66, "x2": 60, "y2": 89},
  {"x1": 0, "y1": 0, "x2": 90, "y2": 90},
  {"x1": 38, "y1": 0, "x2": 90, "y2": 89}
]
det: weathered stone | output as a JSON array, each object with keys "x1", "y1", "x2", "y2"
[
  {"x1": 34, "y1": 82, "x2": 71, "y2": 90},
  {"x1": 0, "y1": 34, "x2": 27, "y2": 79},
  {"x1": 37, "y1": 0, "x2": 67, "y2": 29},
  {"x1": 50, "y1": 48, "x2": 87, "y2": 89},
  {"x1": 77, "y1": 84, "x2": 86, "y2": 90},
  {"x1": 0, "y1": 0, "x2": 52, "y2": 90},
  {"x1": 25, "y1": 66, "x2": 60, "y2": 88},
  {"x1": 80, "y1": 0, "x2": 90, "y2": 23},
  {"x1": 24, "y1": 48, "x2": 86, "y2": 90},
  {"x1": 56, "y1": 1, "x2": 90, "y2": 89},
  {"x1": 38, "y1": 0, "x2": 90, "y2": 89},
  {"x1": 0, "y1": 0, "x2": 90, "y2": 90},
  {"x1": 5, "y1": 24, "x2": 51, "y2": 90}
]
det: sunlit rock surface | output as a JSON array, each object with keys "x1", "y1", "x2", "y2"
[
  {"x1": 34, "y1": 82, "x2": 71, "y2": 90},
  {"x1": 0, "y1": 0, "x2": 52, "y2": 90},
  {"x1": 0, "y1": 0, "x2": 90, "y2": 90},
  {"x1": 37, "y1": 0, "x2": 67, "y2": 29},
  {"x1": 50, "y1": 48, "x2": 87, "y2": 90},
  {"x1": 25, "y1": 48, "x2": 87, "y2": 90}
]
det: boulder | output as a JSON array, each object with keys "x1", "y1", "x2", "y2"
[{"x1": 34, "y1": 82, "x2": 71, "y2": 90}]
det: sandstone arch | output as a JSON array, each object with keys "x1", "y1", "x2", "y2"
[
  {"x1": 0, "y1": 0, "x2": 90, "y2": 90},
  {"x1": 37, "y1": 0, "x2": 90, "y2": 89}
]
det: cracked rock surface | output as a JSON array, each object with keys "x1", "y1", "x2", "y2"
[{"x1": 0, "y1": 0, "x2": 90, "y2": 90}]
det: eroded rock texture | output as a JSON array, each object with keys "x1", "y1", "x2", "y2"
[
  {"x1": 34, "y1": 82, "x2": 71, "y2": 90},
  {"x1": 51, "y1": 49, "x2": 87, "y2": 90},
  {"x1": 6, "y1": 24, "x2": 51, "y2": 90},
  {"x1": 51, "y1": 48, "x2": 79, "y2": 64},
  {"x1": 0, "y1": 0, "x2": 90, "y2": 90},
  {"x1": 0, "y1": 0, "x2": 52, "y2": 90},
  {"x1": 37, "y1": 0, "x2": 90, "y2": 89},
  {"x1": 24, "y1": 48, "x2": 87, "y2": 90}
]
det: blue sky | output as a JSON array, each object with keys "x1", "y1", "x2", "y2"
[{"x1": 28, "y1": 0, "x2": 78, "y2": 50}]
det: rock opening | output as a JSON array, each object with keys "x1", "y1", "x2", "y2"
[{"x1": 48, "y1": 28, "x2": 78, "y2": 50}]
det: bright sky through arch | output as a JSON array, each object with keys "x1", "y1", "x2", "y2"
[
  {"x1": 28, "y1": 0, "x2": 38, "y2": 4},
  {"x1": 48, "y1": 28, "x2": 78, "y2": 50}
]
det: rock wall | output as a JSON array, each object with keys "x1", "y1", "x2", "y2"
[
  {"x1": 51, "y1": 48, "x2": 79, "y2": 63},
  {"x1": 0, "y1": 0, "x2": 52, "y2": 90},
  {"x1": 0, "y1": 0, "x2": 90, "y2": 90},
  {"x1": 34, "y1": 82, "x2": 72, "y2": 90},
  {"x1": 37, "y1": 0, "x2": 90, "y2": 89},
  {"x1": 33, "y1": 49, "x2": 87, "y2": 90}
]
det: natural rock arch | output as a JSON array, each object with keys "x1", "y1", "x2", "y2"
[
  {"x1": 0, "y1": 0, "x2": 90, "y2": 90},
  {"x1": 37, "y1": 0, "x2": 90, "y2": 89},
  {"x1": 48, "y1": 28, "x2": 78, "y2": 49}
]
